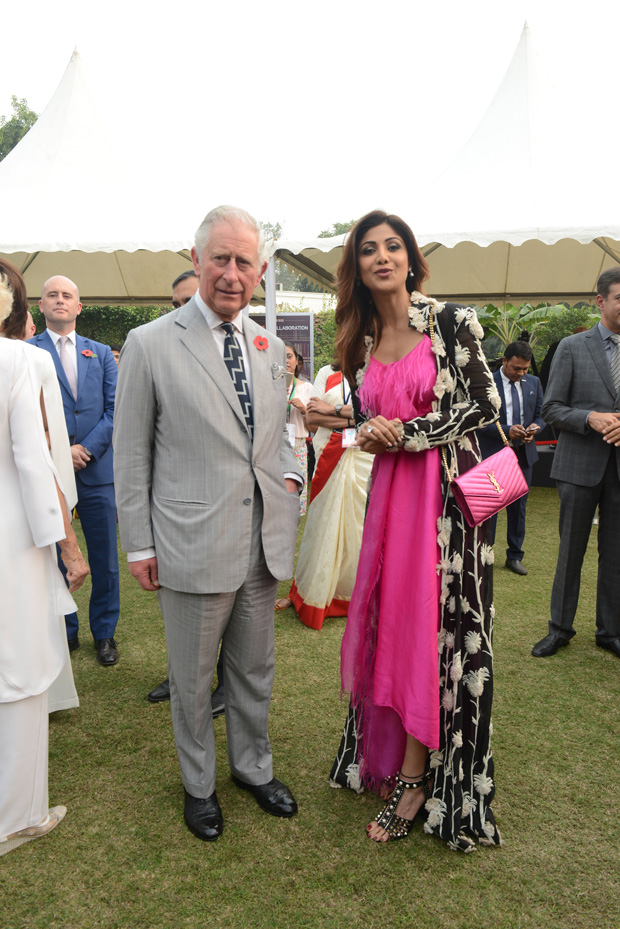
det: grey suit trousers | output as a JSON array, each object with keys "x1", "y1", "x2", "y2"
[
  {"x1": 550, "y1": 455, "x2": 620, "y2": 643},
  {"x1": 159, "y1": 488, "x2": 278, "y2": 798}
]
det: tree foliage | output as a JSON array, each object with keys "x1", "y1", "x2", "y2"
[
  {"x1": 476, "y1": 301, "x2": 599, "y2": 363},
  {"x1": 0, "y1": 96, "x2": 38, "y2": 161},
  {"x1": 533, "y1": 304, "x2": 599, "y2": 359},
  {"x1": 317, "y1": 220, "x2": 356, "y2": 238},
  {"x1": 312, "y1": 299, "x2": 338, "y2": 373},
  {"x1": 261, "y1": 219, "x2": 326, "y2": 292},
  {"x1": 30, "y1": 304, "x2": 167, "y2": 345}
]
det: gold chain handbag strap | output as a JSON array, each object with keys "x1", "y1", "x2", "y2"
[{"x1": 428, "y1": 303, "x2": 508, "y2": 486}]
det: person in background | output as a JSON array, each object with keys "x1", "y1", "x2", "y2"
[
  {"x1": 284, "y1": 342, "x2": 313, "y2": 516},
  {"x1": 171, "y1": 270, "x2": 199, "y2": 309},
  {"x1": 478, "y1": 337, "x2": 544, "y2": 576},
  {"x1": 532, "y1": 268, "x2": 620, "y2": 659},
  {"x1": 29, "y1": 275, "x2": 119, "y2": 666},
  {"x1": 109, "y1": 343, "x2": 122, "y2": 366},
  {"x1": 25, "y1": 309, "x2": 36, "y2": 339},
  {"x1": 275, "y1": 363, "x2": 374, "y2": 628}
]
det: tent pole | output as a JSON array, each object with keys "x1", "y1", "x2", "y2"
[{"x1": 264, "y1": 256, "x2": 277, "y2": 333}]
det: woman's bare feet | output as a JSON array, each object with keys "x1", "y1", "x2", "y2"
[{"x1": 367, "y1": 772, "x2": 431, "y2": 842}]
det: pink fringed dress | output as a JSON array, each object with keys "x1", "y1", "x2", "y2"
[{"x1": 340, "y1": 335, "x2": 443, "y2": 786}]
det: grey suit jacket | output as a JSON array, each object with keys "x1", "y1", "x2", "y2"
[
  {"x1": 541, "y1": 326, "x2": 620, "y2": 485},
  {"x1": 113, "y1": 299, "x2": 301, "y2": 593}
]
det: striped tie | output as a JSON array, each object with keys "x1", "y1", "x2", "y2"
[
  {"x1": 221, "y1": 322, "x2": 253, "y2": 436},
  {"x1": 610, "y1": 334, "x2": 620, "y2": 394}
]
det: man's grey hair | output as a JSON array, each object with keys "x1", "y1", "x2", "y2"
[{"x1": 194, "y1": 205, "x2": 267, "y2": 266}]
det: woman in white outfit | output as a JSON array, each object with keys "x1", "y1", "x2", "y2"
[
  {"x1": 0, "y1": 258, "x2": 80, "y2": 712},
  {"x1": 0, "y1": 267, "x2": 88, "y2": 855}
]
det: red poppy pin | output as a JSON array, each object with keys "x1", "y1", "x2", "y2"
[
  {"x1": 81, "y1": 349, "x2": 97, "y2": 358},
  {"x1": 253, "y1": 335, "x2": 269, "y2": 351}
]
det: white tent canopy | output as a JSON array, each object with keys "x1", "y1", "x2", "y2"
[
  {"x1": 274, "y1": 24, "x2": 620, "y2": 306},
  {"x1": 0, "y1": 50, "x2": 201, "y2": 303}
]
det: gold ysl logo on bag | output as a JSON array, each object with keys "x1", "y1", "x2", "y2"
[{"x1": 487, "y1": 472, "x2": 503, "y2": 494}]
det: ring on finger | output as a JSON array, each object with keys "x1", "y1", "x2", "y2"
[{"x1": 366, "y1": 425, "x2": 374, "y2": 433}]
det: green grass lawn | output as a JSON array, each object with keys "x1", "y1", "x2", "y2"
[{"x1": 2, "y1": 487, "x2": 619, "y2": 929}]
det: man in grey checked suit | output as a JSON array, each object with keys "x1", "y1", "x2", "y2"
[
  {"x1": 113, "y1": 206, "x2": 302, "y2": 840},
  {"x1": 532, "y1": 267, "x2": 620, "y2": 659}
]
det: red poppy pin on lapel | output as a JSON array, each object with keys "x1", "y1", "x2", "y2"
[
  {"x1": 253, "y1": 335, "x2": 268, "y2": 351},
  {"x1": 81, "y1": 349, "x2": 97, "y2": 357}
]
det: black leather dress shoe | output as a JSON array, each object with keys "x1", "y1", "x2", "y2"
[
  {"x1": 531, "y1": 633, "x2": 570, "y2": 657},
  {"x1": 231, "y1": 774, "x2": 298, "y2": 818},
  {"x1": 147, "y1": 678, "x2": 171, "y2": 703},
  {"x1": 506, "y1": 559, "x2": 528, "y2": 576},
  {"x1": 596, "y1": 637, "x2": 620, "y2": 658},
  {"x1": 184, "y1": 789, "x2": 223, "y2": 841},
  {"x1": 211, "y1": 686, "x2": 225, "y2": 719},
  {"x1": 94, "y1": 637, "x2": 119, "y2": 666},
  {"x1": 68, "y1": 636, "x2": 80, "y2": 653}
]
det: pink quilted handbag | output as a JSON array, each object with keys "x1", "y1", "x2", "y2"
[
  {"x1": 441, "y1": 436, "x2": 529, "y2": 528},
  {"x1": 428, "y1": 305, "x2": 528, "y2": 527}
]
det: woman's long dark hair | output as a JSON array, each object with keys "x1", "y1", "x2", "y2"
[
  {"x1": 0, "y1": 257, "x2": 29, "y2": 339},
  {"x1": 335, "y1": 210, "x2": 429, "y2": 386}
]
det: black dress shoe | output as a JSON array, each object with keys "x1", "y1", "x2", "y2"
[
  {"x1": 596, "y1": 637, "x2": 620, "y2": 658},
  {"x1": 68, "y1": 636, "x2": 80, "y2": 653},
  {"x1": 184, "y1": 789, "x2": 223, "y2": 841},
  {"x1": 231, "y1": 774, "x2": 298, "y2": 818},
  {"x1": 532, "y1": 633, "x2": 570, "y2": 657},
  {"x1": 94, "y1": 637, "x2": 119, "y2": 666},
  {"x1": 506, "y1": 559, "x2": 528, "y2": 576},
  {"x1": 147, "y1": 678, "x2": 171, "y2": 703},
  {"x1": 211, "y1": 686, "x2": 225, "y2": 719}
]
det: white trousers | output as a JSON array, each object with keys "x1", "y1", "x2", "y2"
[{"x1": 0, "y1": 691, "x2": 49, "y2": 839}]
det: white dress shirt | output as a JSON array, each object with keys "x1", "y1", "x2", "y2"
[
  {"x1": 500, "y1": 368, "x2": 524, "y2": 426},
  {"x1": 194, "y1": 293, "x2": 254, "y2": 402},
  {"x1": 46, "y1": 327, "x2": 78, "y2": 378}
]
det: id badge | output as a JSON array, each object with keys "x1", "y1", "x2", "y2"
[
  {"x1": 286, "y1": 423, "x2": 296, "y2": 448},
  {"x1": 342, "y1": 428, "x2": 357, "y2": 448}
]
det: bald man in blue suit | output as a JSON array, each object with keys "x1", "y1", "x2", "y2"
[{"x1": 31, "y1": 275, "x2": 120, "y2": 666}]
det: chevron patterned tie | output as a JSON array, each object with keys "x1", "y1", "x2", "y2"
[
  {"x1": 610, "y1": 334, "x2": 620, "y2": 394},
  {"x1": 221, "y1": 322, "x2": 253, "y2": 436}
]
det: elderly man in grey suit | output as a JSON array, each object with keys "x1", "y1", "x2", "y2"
[
  {"x1": 113, "y1": 206, "x2": 302, "y2": 841},
  {"x1": 532, "y1": 267, "x2": 620, "y2": 659}
]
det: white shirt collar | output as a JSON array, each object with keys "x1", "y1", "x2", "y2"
[
  {"x1": 500, "y1": 368, "x2": 522, "y2": 391},
  {"x1": 194, "y1": 292, "x2": 246, "y2": 335},
  {"x1": 46, "y1": 327, "x2": 76, "y2": 346}
]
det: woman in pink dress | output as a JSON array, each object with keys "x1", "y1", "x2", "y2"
[{"x1": 332, "y1": 211, "x2": 503, "y2": 852}]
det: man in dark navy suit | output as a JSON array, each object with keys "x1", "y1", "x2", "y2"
[
  {"x1": 31, "y1": 275, "x2": 120, "y2": 666},
  {"x1": 478, "y1": 339, "x2": 544, "y2": 576}
]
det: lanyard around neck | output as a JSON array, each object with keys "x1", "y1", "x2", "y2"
[{"x1": 287, "y1": 376, "x2": 297, "y2": 413}]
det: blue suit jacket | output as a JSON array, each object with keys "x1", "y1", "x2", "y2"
[
  {"x1": 29, "y1": 331, "x2": 117, "y2": 485},
  {"x1": 478, "y1": 369, "x2": 544, "y2": 469}
]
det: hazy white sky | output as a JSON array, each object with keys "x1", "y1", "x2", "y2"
[{"x1": 1, "y1": 0, "x2": 616, "y2": 240}]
